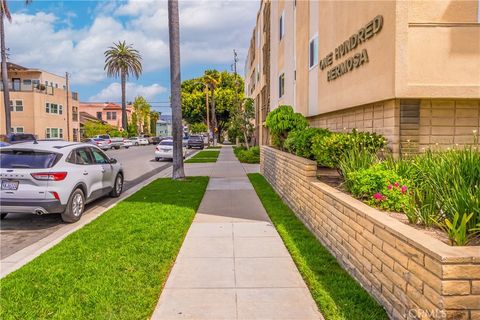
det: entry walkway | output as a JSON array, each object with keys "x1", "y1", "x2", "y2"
[{"x1": 152, "y1": 146, "x2": 322, "y2": 320}]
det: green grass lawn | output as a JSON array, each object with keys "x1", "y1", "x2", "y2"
[
  {"x1": 0, "y1": 177, "x2": 209, "y2": 320},
  {"x1": 185, "y1": 150, "x2": 220, "y2": 163},
  {"x1": 206, "y1": 146, "x2": 222, "y2": 149},
  {"x1": 248, "y1": 173, "x2": 388, "y2": 320}
]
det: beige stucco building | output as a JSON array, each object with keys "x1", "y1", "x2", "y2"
[
  {"x1": 246, "y1": 0, "x2": 480, "y2": 155},
  {"x1": 0, "y1": 63, "x2": 80, "y2": 141}
]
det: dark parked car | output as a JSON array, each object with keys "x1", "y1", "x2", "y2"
[
  {"x1": 187, "y1": 135, "x2": 204, "y2": 149},
  {"x1": 0, "y1": 133, "x2": 36, "y2": 145}
]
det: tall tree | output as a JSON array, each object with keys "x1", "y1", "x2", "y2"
[
  {"x1": 132, "y1": 96, "x2": 151, "y2": 133},
  {"x1": 150, "y1": 111, "x2": 159, "y2": 135},
  {"x1": 1, "y1": 0, "x2": 31, "y2": 134},
  {"x1": 168, "y1": 0, "x2": 185, "y2": 179},
  {"x1": 202, "y1": 72, "x2": 218, "y2": 145},
  {"x1": 104, "y1": 41, "x2": 142, "y2": 130}
]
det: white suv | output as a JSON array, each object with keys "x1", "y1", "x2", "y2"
[{"x1": 0, "y1": 141, "x2": 124, "y2": 223}]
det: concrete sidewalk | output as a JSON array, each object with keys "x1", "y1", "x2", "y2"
[{"x1": 152, "y1": 146, "x2": 322, "y2": 320}]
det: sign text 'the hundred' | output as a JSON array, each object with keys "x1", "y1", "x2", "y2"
[{"x1": 319, "y1": 15, "x2": 383, "y2": 81}]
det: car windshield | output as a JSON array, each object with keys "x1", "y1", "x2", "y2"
[
  {"x1": 190, "y1": 136, "x2": 202, "y2": 140},
  {"x1": 98, "y1": 135, "x2": 109, "y2": 139},
  {"x1": 0, "y1": 150, "x2": 60, "y2": 168},
  {"x1": 159, "y1": 140, "x2": 173, "y2": 146},
  {"x1": 93, "y1": 138, "x2": 104, "y2": 142}
]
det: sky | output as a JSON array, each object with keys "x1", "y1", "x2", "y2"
[{"x1": 6, "y1": 0, "x2": 259, "y2": 114}]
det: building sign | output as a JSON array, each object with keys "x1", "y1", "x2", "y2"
[{"x1": 319, "y1": 15, "x2": 383, "y2": 81}]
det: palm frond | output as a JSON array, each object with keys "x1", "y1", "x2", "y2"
[{"x1": 104, "y1": 40, "x2": 143, "y2": 80}]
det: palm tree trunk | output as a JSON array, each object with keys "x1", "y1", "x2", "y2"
[
  {"x1": 210, "y1": 87, "x2": 217, "y2": 146},
  {"x1": 168, "y1": 0, "x2": 185, "y2": 179},
  {"x1": 0, "y1": 12, "x2": 11, "y2": 134},
  {"x1": 121, "y1": 71, "x2": 127, "y2": 130}
]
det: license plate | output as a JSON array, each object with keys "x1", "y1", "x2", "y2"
[{"x1": 1, "y1": 180, "x2": 19, "y2": 190}]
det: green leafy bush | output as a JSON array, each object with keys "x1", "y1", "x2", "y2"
[
  {"x1": 345, "y1": 165, "x2": 412, "y2": 213},
  {"x1": 284, "y1": 128, "x2": 331, "y2": 160},
  {"x1": 312, "y1": 130, "x2": 386, "y2": 168},
  {"x1": 265, "y1": 105, "x2": 308, "y2": 149},
  {"x1": 234, "y1": 146, "x2": 260, "y2": 164},
  {"x1": 339, "y1": 148, "x2": 378, "y2": 191}
]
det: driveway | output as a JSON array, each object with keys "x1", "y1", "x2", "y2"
[{"x1": 0, "y1": 145, "x2": 195, "y2": 260}]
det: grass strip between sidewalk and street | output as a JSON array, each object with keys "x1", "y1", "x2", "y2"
[
  {"x1": 206, "y1": 146, "x2": 222, "y2": 149},
  {"x1": 0, "y1": 177, "x2": 209, "y2": 320},
  {"x1": 248, "y1": 173, "x2": 388, "y2": 320},
  {"x1": 185, "y1": 150, "x2": 220, "y2": 163}
]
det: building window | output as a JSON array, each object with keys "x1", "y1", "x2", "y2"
[
  {"x1": 22, "y1": 79, "x2": 32, "y2": 86},
  {"x1": 96, "y1": 112, "x2": 103, "y2": 120},
  {"x1": 12, "y1": 127, "x2": 24, "y2": 133},
  {"x1": 309, "y1": 36, "x2": 319, "y2": 68},
  {"x1": 9, "y1": 100, "x2": 23, "y2": 112},
  {"x1": 73, "y1": 128, "x2": 79, "y2": 141},
  {"x1": 46, "y1": 103, "x2": 62, "y2": 114},
  {"x1": 279, "y1": 73, "x2": 285, "y2": 98},
  {"x1": 72, "y1": 106, "x2": 79, "y2": 122},
  {"x1": 46, "y1": 128, "x2": 63, "y2": 139},
  {"x1": 279, "y1": 10, "x2": 285, "y2": 40}
]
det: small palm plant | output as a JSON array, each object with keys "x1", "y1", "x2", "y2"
[{"x1": 104, "y1": 41, "x2": 142, "y2": 129}]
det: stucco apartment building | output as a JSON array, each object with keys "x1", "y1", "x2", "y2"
[
  {"x1": 0, "y1": 63, "x2": 80, "y2": 141},
  {"x1": 245, "y1": 0, "x2": 480, "y2": 155},
  {"x1": 79, "y1": 102, "x2": 132, "y2": 130}
]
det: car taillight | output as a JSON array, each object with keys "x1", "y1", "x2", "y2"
[
  {"x1": 156, "y1": 146, "x2": 160, "y2": 151},
  {"x1": 31, "y1": 172, "x2": 68, "y2": 181},
  {"x1": 96, "y1": 141, "x2": 101, "y2": 145},
  {"x1": 108, "y1": 139, "x2": 112, "y2": 144}
]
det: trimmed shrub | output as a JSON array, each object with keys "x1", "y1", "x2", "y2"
[
  {"x1": 284, "y1": 128, "x2": 331, "y2": 160},
  {"x1": 234, "y1": 146, "x2": 260, "y2": 164},
  {"x1": 265, "y1": 105, "x2": 308, "y2": 149},
  {"x1": 312, "y1": 130, "x2": 386, "y2": 168}
]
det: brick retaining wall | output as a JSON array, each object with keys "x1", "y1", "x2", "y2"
[{"x1": 260, "y1": 146, "x2": 480, "y2": 320}]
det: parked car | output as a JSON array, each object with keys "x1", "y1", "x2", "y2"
[
  {"x1": 0, "y1": 133, "x2": 36, "y2": 145},
  {"x1": 92, "y1": 134, "x2": 123, "y2": 149},
  {"x1": 155, "y1": 139, "x2": 187, "y2": 161},
  {"x1": 84, "y1": 138, "x2": 110, "y2": 151},
  {"x1": 139, "y1": 134, "x2": 155, "y2": 145},
  {"x1": 151, "y1": 136, "x2": 161, "y2": 144},
  {"x1": 129, "y1": 136, "x2": 149, "y2": 146},
  {"x1": 123, "y1": 138, "x2": 133, "y2": 148},
  {"x1": 187, "y1": 135, "x2": 205, "y2": 149},
  {"x1": 0, "y1": 141, "x2": 124, "y2": 222}
]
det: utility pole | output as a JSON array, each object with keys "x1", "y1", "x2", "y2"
[{"x1": 65, "y1": 72, "x2": 71, "y2": 141}]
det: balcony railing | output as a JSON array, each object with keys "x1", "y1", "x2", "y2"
[{"x1": 0, "y1": 82, "x2": 55, "y2": 95}]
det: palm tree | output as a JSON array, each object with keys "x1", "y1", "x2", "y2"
[
  {"x1": 104, "y1": 41, "x2": 142, "y2": 130},
  {"x1": 168, "y1": 0, "x2": 185, "y2": 179},
  {"x1": 1, "y1": 0, "x2": 31, "y2": 134}
]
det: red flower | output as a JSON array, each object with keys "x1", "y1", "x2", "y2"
[
  {"x1": 394, "y1": 182, "x2": 399, "y2": 187},
  {"x1": 401, "y1": 185, "x2": 408, "y2": 194}
]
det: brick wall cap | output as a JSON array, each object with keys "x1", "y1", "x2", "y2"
[{"x1": 261, "y1": 146, "x2": 317, "y2": 166}]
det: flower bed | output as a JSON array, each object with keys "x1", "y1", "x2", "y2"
[
  {"x1": 265, "y1": 105, "x2": 480, "y2": 246},
  {"x1": 260, "y1": 146, "x2": 480, "y2": 320}
]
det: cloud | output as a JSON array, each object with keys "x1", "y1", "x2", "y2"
[
  {"x1": 6, "y1": 0, "x2": 258, "y2": 86},
  {"x1": 88, "y1": 82, "x2": 167, "y2": 102}
]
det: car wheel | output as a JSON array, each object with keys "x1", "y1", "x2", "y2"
[
  {"x1": 109, "y1": 173, "x2": 123, "y2": 198},
  {"x1": 1, "y1": 213, "x2": 7, "y2": 220},
  {"x1": 135, "y1": 142, "x2": 139, "y2": 146},
  {"x1": 155, "y1": 157, "x2": 160, "y2": 161},
  {"x1": 61, "y1": 188, "x2": 85, "y2": 223},
  {"x1": 125, "y1": 146, "x2": 129, "y2": 149},
  {"x1": 115, "y1": 146, "x2": 120, "y2": 150}
]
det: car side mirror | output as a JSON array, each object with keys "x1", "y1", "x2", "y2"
[{"x1": 109, "y1": 158, "x2": 117, "y2": 164}]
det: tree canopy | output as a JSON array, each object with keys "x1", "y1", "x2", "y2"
[{"x1": 181, "y1": 69, "x2": 244, "y2": 137}]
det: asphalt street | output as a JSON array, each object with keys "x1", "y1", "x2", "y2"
[{"x1": 0, "y1": 145, "x2": 194, "y2": 260}]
